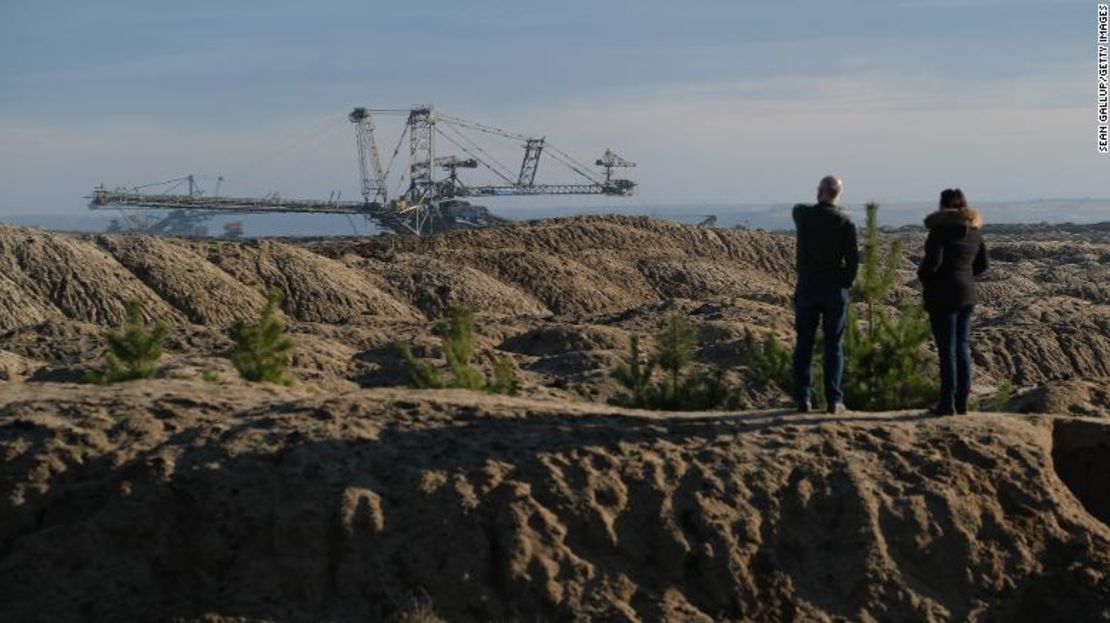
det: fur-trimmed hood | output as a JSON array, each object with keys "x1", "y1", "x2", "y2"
[{"x1": 924, "y1": 207, "x2": 983, "y2": 231}]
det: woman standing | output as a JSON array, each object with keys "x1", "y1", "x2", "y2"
[{"x1": 917, "y1": 188, "x2": 989, "y2": 415}]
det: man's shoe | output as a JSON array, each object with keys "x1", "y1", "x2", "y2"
[
  {"x1": 928, "y1": 403, "x2": 956, "y2": 416},
  {"x1": 827, "y1": 402, "x2": 848, "y2": 414},
  {"x1": 796, "y1": 401, "x2": 813, "y2": 413}
]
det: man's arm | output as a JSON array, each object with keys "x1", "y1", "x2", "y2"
[
  {"x1": 917, "y1": 232, "x2": 944, "y2": 282},
  {"x1": 843, "y1": 220, "x2": 859, "y2": 287}
]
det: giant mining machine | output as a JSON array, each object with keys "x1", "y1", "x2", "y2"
[{"x1": 88, "y1": 106, "x2": 636, "y2": 236}]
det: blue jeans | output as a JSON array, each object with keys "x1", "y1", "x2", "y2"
[
  {"x1": 928, "y1": 306, "x2": 973, "y2": 412},
  {"x1": 792, "y1": 280, "x2": 849, "y2": 407}
]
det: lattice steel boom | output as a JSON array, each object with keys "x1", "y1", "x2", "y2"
[{"x1": 87, "y1": 105, "x2": 636, "y2": 236}]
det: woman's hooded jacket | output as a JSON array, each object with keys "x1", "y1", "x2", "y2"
[{"x1": 917, "y1": 207, "x2": 989, "y2": 312}]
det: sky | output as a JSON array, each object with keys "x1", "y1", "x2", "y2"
[{"x1": 0, "y1": 0, "x2": 1106, "y2": 217}]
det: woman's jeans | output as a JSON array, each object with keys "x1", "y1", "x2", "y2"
[{"x1": 928, "y1": 305, "x2": 974, "y2": 411}]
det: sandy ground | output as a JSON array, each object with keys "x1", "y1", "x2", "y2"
[
  {"x1": 1, "y1": 381, "x2": 1108, "y2": 622},
  {"x1": 1, "y1": 217, "x2": 1109, "y2": 414},
  {"x1": 0, "y1": 216, "x2": 1108, "y2": 621}
]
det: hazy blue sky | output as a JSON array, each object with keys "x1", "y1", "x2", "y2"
[{"x1": 0, "y1": 0, "x2": 1105, "y2": 215}]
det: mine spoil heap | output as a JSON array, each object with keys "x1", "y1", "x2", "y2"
[{"x1": 0, "y1": 215, "x2": 1108, "y2": 621}]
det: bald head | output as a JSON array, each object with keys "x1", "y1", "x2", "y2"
[{"x1": 817, "y1": 175, "x2": 843, "y2": 204}]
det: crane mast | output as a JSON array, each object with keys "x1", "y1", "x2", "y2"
[
  {"x1": 348, "y1": 107, "x2": 387, "y2": 204},
  {"x1": 406, "y1": 107, "x2": 436, "y2": 205},
  {"x1": 517, "y1": 138, "x2": 545, "y2": 187}
]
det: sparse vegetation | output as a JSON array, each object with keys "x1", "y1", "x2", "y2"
[
  {"x1": 841, "y1": 202, "x2": 937, "y2": 410},
  {"x1": 611, "y1": 315, "x2": 742, "y2": 410},
  {"x1": 979, "y1": 380, "x2": 1013, "y2": 412},
  {"x1": 84, "y1": 299, "x2": 166, "y2": 384},
  {"x1": 401, "y1": 305, "x2": 519, "y2": 395},
  {"x1": 400, "y1": 344, "x2": 445, "y2": 388},
  {"x1": 230, "y1": 292, "x2": 293, "y2": 385},
  {"x1": 611, "y1": 335, "x2": 655, "y2": 406},
  {"x1": 486, "y1": 355, "x2": 521, "y2": 395},
  {"x1": 742, "y1": 328, "x2": 827, "y2": 409},
  {"x1": 201, "y1": 368, "x2": 220, "y2": 383},
  {"x1": 742, "y1": 328, "x2": 791, "y2": 392}
]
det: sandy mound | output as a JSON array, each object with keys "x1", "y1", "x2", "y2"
[
  {"x1": 500, "y1": 323, "x2": 630, "y2": 357},
  {"x1": 1009, "y1": 377, "x2": 1110, "y2": 418},
  {"x1": 0, "y1": 320, "x2": 112, "y2": 368},
  {"x1": 204, "y1": 241, "x2": 419, "y2": 324},
  {"x1": 975, "y1": 301, "x2": 1110, "y2": 385},
  {"x1": 0, "y1": 270, "x2": 58, "y2": 330},
  {"x1": 377, "y1": 254, "x2": 549, "y2": 319},
  {"x1": 457, "y1": 249, "x2": 645, "y2": 317},
  {"x1": 95, "y1": 235, "x2": 269, "y2": 326},
  {"x1": 314, "y1": 216, "x2": 798, "y2": 316},
  {"x1": 0, "y1": 350, "x2": 40, "y2": 381},
  {"x1": 0, "y1": 225, "x2": 180, "y2": 327},
  {"x1": 635, "y1": 259, "x2": 792, "y2": 304},
  {"x1": 344, "y1": 215, "x2": 796, "y2": 268},
  {"x1": 0, "y1": 383, "x2": 1107, "y2": 622}
]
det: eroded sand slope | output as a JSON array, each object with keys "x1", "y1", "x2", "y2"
[{"x1": 0, "y1": 382, "x2": 1108, "y2": 622}]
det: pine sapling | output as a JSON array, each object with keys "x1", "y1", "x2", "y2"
[
  {"x1": 400, "y1": 343, "x2": 445, "y2": 388},
  {"x1": 842, "y1": 201, "x2": 937, "y2": 410},
  {"x1": 86, "y1": 299, "x2": 166, "y2": 384},
  {"x1": 611, "y1": 316, "x2": 742, "y2": 410},
  {"x1": 230, "y1": 293, "x2": 293, "y2": 384},
  {"x1": 654, "y1": 315, "x2": 699, "y2": 407},
  {"x1": 486, "y1": 355, "x2": 520, "y2": 395},
  {"x1": 611, "y1": 334, "x2": 655, "y2": 407},
  {"x1": 400, "y1": 306, "x2": 519, "y2": 395},
  {"x1": 742, "y1": 328, "x2": 791, "y2": 392},
  {"x1": 440, "y1": 306, "x2": 484, "y2": 390},
  {"x1": 981, "y1": 380, "x2": 1013, "y2": 412}
]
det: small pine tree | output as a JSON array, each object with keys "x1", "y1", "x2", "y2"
[
  {"x1": 677, "y1": 368, "x2": 741, "y2": 411},
  {"x1": 842, "y1": 202, "x2": 937, "y2": 410},
  {"x1": 611, "y1": 316, "x2": 741, "y2": 411},
  {"x1": 654, "y1": 315, "x2": 700, "y2": 408},
  {"x1": 85, "y1": 299, "x2": 166, "y2": 384},
  {"x1": 400, "y1": 306, "x2": 519, "y2": 395},
  {"x1": 486, "y1": 355, "x2": 520, "y2": 395},
  {"x1": 742, "y1": 327, "x2": 826, "y2": 409},
  {"x1": 230, "y1": 293, "x2": 293, "y2": 384},
  {"x1": 742, "y1": 328, "x2": 791, "y2": 391},
  {"x1": 980, "y1": 380, "x2": 1012, "y2": 412},
  {"x1": 611, "y1": 335, "x2": 655, "y2": 407},
  {"x1": 400, "y1": 343, "x2": 445, "y2": 388},
  {"x1": 440, "y1": 306, "x2": 485, "y2": 390}
]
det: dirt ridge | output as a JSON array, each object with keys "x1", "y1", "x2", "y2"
[{"x1": 0, "y1": 382, "x2": 1107, "y2": 622}]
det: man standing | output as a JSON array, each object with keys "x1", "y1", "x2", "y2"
[{"x1": 792, "y1": 175, "x2": 859, "y2": 414}]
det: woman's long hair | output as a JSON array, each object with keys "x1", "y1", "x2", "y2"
[
  {"x1": 937, "y1": 188, "x2": 973, "y2": 237},
  {"x1": 939, "y1": 188, "x2": 968, "y2": 211}
]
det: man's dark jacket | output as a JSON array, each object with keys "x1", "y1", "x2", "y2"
[
  {"x1": 792, "y1": 202, "x2": 859, "y2": 289},
  {"x1": 916, "y1": 207, "x2": 989, "y2": 312}
]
